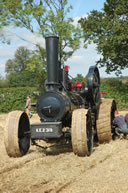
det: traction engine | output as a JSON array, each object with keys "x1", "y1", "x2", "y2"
[{"x1": 4, "y1": 36, "x2": 117, "y2": 157}]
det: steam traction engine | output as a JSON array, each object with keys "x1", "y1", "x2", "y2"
[{"x1": 4, "y1": 36, "x2": 117, "y2": 157}]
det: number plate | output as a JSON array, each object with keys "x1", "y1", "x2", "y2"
[
  {"x1": 31, "y1": 122, "x2": 62, "y2": 139},
  {"x1": 36, "y1": 127, "x2": 53, "y2": 133}
]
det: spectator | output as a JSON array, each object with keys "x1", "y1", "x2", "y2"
[
  {"x1": 25, "y1": 95, "x2": 32, "y2": 118},
  {"x1": 125, "y1": 113, "x2": 128, "y2": 127},
  {"x1": 114, "y1": 110, "x2": 128, "y2": 137}
]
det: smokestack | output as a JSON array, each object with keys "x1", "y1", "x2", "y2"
[{"x1": 45, "y1": 36, "x2": 59, "y2": 90}]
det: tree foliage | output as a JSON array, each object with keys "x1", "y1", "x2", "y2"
[
  {"x1": 0, "y1": 75, "x2": 8, "y2": 88},
  {"x1": 0, "y1": 0, "x2": 80, "y2": 65},
  {"x1": 73, "y1": 74, "x2": 84, "y2": 83},
  {"x1": 1, "y1": 78, "x2": 128, "y2": 113},
  {"x1": 6, "y1": 71, "x2": 38, "y2": 87},
  {"x1": 100, "y1": 77, "x2": 128, "y2": 109},
  {"x1": 0, "y1": 87, "x2": 38, "y2": 113},
  {"x1": 26, "y1": 48, "x2": 47, "y2": 91},
  {"x1": 5, "y1": 46, "x2": 31, "y2": 73},
  {"x1": 79, "y1": 0, "x2": 128, "y2": 75},
  {"x1": 4, "y1": 46, "x2": 46, "y2": 89}
]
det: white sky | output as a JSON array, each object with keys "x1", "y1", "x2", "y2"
[{"x1": 0, "y1": 0, "x2": 128, "y2": 78}]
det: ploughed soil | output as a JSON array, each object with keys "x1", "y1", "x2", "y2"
[{"x1": 0, "y1": 111, "x2": 128, "y2": 193}]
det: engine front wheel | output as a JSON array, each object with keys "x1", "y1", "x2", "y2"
[
  {"x1": 71, "y1": 109, "x2": 93, "y2": 157},
  {"x1": 4, "y1": 111, "x2": 30, "y2": 157}
]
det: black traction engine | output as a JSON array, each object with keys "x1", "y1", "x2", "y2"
[{"x1": 4, "y1": 36, "x2": 117, "y2": 157}]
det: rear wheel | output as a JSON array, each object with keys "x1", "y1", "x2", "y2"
[
  {"x1": 4, "y1": 111, "x2": 30, "y2": 157},
  {"x1": 71, "y1": 109, "x2": 93, "y2": 157},
  {"x1": 97, "y1": 99, "x2": 117, "y2": 143}
]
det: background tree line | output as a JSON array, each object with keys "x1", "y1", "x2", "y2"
[
  {"x1": 0, "y1": 46, "x2": 46, "y2": 90},
  {"x1": 0, "y1": 0, "x2": 128, "y2": 76},
  {"x1": 0, "y1": 0, "x2": 128, "y2": 111},
  {"x1": 1, "y1": 76, "x2": 128, "y2": 113}
]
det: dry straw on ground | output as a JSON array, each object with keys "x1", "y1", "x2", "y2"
[{"x1": 0, "y1": 112, "x2": 128, "y2": 193}]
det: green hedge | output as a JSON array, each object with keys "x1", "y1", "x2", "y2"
[
  {"x1": 0, "y1": 87, "x2": 39, "y2": 113},
  {"x1": 1, "y1": 78, "x2": 128, "y2": 113},
  {"x1": 100, "y1": 78, "x2": 128, "y2": 110}
]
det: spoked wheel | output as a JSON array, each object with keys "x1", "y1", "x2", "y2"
[
  {"x1": 97, "y1": 99, "x2": 117, "y2": 143},
  {"x1": 4, "y1": 111, "x2": 30, "y2": 157},
  {"x1": 71, "y1": 109, "x2": 93, "y2": 157}
]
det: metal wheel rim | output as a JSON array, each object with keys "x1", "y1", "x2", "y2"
[
  {"x1": 18, "y1": 112, "x2": 30, "y2": 155},
  {"x1": 86, "y1": 111, "x2": 93, "y2": 155},
  {"x1": 4, "y1": 111, "x2": 30, "y2": 157}
]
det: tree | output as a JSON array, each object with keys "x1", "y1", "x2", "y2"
[
  {"x1": 73, "y1": 74, "x2": 84, "y2": 83},
  {"x1": 6, "y1": 71, "x2": 35, "y2": 87},
  {"x1": 0, "y1": 74, "x2": 8, "y2": 88},
  {"x1": 0, "y1": 0, "x2": 80, "y2": 65},
  {"x1": 79, "y1": 0, "x2": 128, "y2": 75},
  {"x1": 43, "y1": 0, "x2": 81, "y2": 64},
  {"x1": 5, "y1": 46, "x2": 31, "y2": 73},
  {"x1": 0, "y1": 1, "x2": 10, "y2": 43},
  {"x1": 5, "y1": 46, "x2": 36, "y2": 87},
  {"x1": 26, "y1": 49, "x2": 47, "y2": 91},
  {"x1": 5, "y1": 46, "x2": 46, "y2": 88}
]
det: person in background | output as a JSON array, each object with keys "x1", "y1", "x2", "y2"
[
  {"x1": 25, "y1": 95, "x2": 32, "y2": 118},
  {"x1": 125, "y1": 113, "x2": 128, "y2": 127},
  {"x1": 114, "y1": 110, "x2": 128, "y2": 137}
]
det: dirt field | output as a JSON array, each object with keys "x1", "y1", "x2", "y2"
[{"x1": 1, "y1": 112, "x2": 128, "y2": 193}]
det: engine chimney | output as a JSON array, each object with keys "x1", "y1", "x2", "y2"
[{"x1": 45, "y1": 36, "x2": 59, "y2": 90}]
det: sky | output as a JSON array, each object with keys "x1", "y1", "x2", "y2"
[{"x1": 0, "y1": 0, "x2": 128, "y2": 78}]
